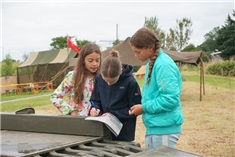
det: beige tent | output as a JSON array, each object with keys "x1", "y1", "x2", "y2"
[
  {"x1": 102, "y1": 37, "x2": 205, "y2": 101},
  {"x1": 17, "y1": 48, "x2": 77, "y2": 87},
  {"x1": 135, "y1": 65, "x2": 146, "y2": 79}
]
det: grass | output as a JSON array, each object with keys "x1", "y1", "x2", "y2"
[
  {"x1": 0, "y1": 91, "x2": 52, "y2": 112},
  {"x1": 135, "y1": 71, "x2": 235, "y2": 90},
  {"x1": 1, "y1": 71, "x2": 234, "y2": 156},
  {"x1": 0, "y1": 90, "x2": 52, "y2": 101},
  {"x1": 177, "y1": 82, "x2": 234, "y2": 156},
  {"x1": 182, "y1": 71, "x2": 235, "y2": 90},
  {"x1": 0, "y1": 90, "x2": 68, "y2": 113},
  {"x1": 0, "y1": 96, "x2": 51, "y2": 112}
]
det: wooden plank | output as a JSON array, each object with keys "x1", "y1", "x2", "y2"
[{"x1": 1, "y1": 113, "x2": 111, "y2": 138}]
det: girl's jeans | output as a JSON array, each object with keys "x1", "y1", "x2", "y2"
[{"x1": 145, "y1": 133, "x2": 180, "y2": 150}]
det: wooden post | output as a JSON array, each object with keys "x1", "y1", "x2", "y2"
[{"x1": 199, "y1": 54, "x2": 205, "y2": 101}]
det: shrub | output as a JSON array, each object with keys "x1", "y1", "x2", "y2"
[{"x1": 207, "y1": 60, "x2": 235, "y2": 76}]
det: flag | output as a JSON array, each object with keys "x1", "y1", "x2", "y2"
[{"x1": 67, "y1": 36, "x2": 80, "y2": 54}]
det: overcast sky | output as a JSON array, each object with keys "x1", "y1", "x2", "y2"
[{"x1": 1, "y1": 0, "x2": 234, "y2": 61}]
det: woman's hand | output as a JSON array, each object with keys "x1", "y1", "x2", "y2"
[
  {"x1": 90, "y1": 108, "x2": 100, "y2": 117},
  {"x1": 129, "y1": 104, "x2": 143, "y2": 115}
]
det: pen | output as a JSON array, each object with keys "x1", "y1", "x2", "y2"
[{"x1": 90, "y1": 101, "x2": 101, "y2": 116}]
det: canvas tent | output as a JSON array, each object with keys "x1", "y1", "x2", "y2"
[
  {"x1": 102, "y1": 37, "x2": 202, "y2": 66},
  {"x1": 102, "y1": 37, "x2": 205, "y2": 101},
  {"x1": 135, "y1": 65, "x2": 146, "y2": 79},
  {"x1": 17, "y1": 48, "x2": 77, "y2": 87}
]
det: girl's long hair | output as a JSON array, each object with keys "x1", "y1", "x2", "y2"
[
  {"x1": 130, "y1": 27, "x2": 161, "y2": 83},
  {"x1": 73, "y1": 43, "x2": 101, "y2": 103}
]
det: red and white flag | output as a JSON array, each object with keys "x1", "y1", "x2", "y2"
[{"x1": 67, "y1": 36, "x2": 80, "y2": 54}]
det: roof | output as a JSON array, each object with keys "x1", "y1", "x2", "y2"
[
  {"x1": 18, "y1": 48, "x2": 77, "y2": 68},
  {"x1": 102, "y1": 37, "x2": 202, "y2": 66}
]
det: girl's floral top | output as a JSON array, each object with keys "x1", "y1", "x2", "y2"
[{"x1": 50, "y1": 71, "x2": 94, "y2": 116}]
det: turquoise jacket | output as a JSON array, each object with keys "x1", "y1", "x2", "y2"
[{"x1": 142, "y1": 49, "x2": 184, "y2": 135}]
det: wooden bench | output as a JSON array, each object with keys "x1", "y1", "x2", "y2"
[
  {"x1": 2, "y1": 82, "x2": 53, "y2": 95},
  {"x1": 33, "y1": 82, "x2": 53, "y2": 92}
]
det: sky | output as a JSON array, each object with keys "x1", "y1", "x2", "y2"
[{"x1": 1, "y1": 0, "x2": 234, "y2": 61}]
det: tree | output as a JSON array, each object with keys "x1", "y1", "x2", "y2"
[
  {"x1": 199, "y1": 27, "x2": 220, "y2": 52},
  {"x1": 1, "y1": 53, "x2": 14, "y2": 76},
  {"x1": 167, "y1": 18, "x2": 193, "y2": 51},
  {"x1": 165, "y1": 28, "x2": 177, "y2": 51},
  {"x1": 112, "y1": 39, "x2": 120, "y2": 46},
  {"x1": 50, "y1": 36, "x2": 68, "y2": 49},
  {"x1": 144, "y1": 16, "x2": 166, "y2": 48},
  {"x1": 182, "y1": 43, "x2": 200, "y2": 52},
  {"x1": 75, "y1": 39, "x2": 93, "y2": 49},
  {"x1": 216, "y1": 10, "x2": 235, "y2": 60},
  {"x1": 50, "y1": 36, "x2": 93, "y2": 50}
]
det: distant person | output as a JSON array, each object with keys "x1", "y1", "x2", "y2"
[
  {"x1": 50, "y1": 43, "x2": 101, "y2": 116},
  {"x1": 89, "y1": 49, "x2": 142, "y2": 141},
  {"x1": 129, "y1": 27, "x2": 184, "y2": 149}
]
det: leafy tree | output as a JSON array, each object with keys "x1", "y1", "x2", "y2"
[
  {"x1": 50, "y1": 36, "x2": 93, "y2": 50},
  {"x1": 199, "y1": 27, "x2": 220, "y2": 52},
  {"x1": 50, "y1": 36, "x2": 68, "y2": 49},
  {"x1": 216, "y1": 10, "x2": 235, "y2": 60},
  {"x1": 182, "y1": 43, "x2": 200, "y2": 52},
  {"x1": 1, "y1": 53, "x2": 14, "y2": 76},
  {"x1": 144, "y1": 16, "x2": 166, "y2": 48},
  {"x1": 75, "y1": 39, "x2": 93, "y2": 49},
  {"x1": 167, "y1": 18, "x2": 193, "y2": 51},
  {"x1": 112, "y1": 39, "x2": 120, "y2": 46},
  {"x1": 165, "y1": 28, "x2": 177, "y2": 51}
]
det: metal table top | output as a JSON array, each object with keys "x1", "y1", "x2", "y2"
[
  {"x1": 1, "y1": 113, "x2": 202, "y2": 157},
  {"x1": 1, "y1": 130, "x2": 143, "y2": 157}
]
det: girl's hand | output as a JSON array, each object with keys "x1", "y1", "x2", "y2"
[
  {"x1": 70, "y1": 110, "x2": 78, "y2": 116},
  {"x1": 90, "y1": 108, "x2": 100, "y2": 117},
  {"x1": 129, "y1": 104, "x2": 143, "y2": 115},
  {"x1": 101, "y1": 112, "x2": 109, "y2": 117}
]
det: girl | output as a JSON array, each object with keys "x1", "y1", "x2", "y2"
[
  {"x1": 89, "y1": 49, "x2": 142, "y2": 141},
  {"x1": 129, "y1": 28, "x2": 184, "y2": 149},
  {"x1": 50, "y1": 43, "x2": 101, "y2": 116}
]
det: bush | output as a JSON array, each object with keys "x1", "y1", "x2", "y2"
[{"x1": 207, "y1": 60, "x2": 235, "y2": 76}]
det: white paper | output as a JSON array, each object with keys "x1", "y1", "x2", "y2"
[{"x1": 85, "y1": 113, "x2": 123, "y2": 136}]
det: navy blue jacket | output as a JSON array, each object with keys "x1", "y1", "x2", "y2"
[{"x1": 90, "y1": 64, "x2": 142, "y2": 141}]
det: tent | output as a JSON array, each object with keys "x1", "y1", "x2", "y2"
[
  {"x1": 135, "y1": 65, "x2": 146, "y2": 79},
  {"x1": 102, "y1": 37, "x2": 205, "y2": 101},
  {"x1": 102, "y1": 37, "x2": 202, "y2": 66},
  {"x1": 17, "y1": 48, "x2": 77, "y2": 87}
]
